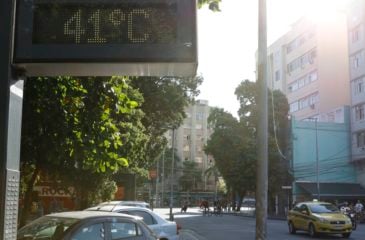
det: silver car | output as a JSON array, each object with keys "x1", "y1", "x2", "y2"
[
  {"x1": 86, "y1": 205, "x2": 179, "y2": 240},
  {"x1": 17, "y1": 211, "x2": 159, "y2": 240}
]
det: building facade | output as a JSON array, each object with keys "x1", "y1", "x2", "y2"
[
  {"x1": 267, "y1": 15, "x2": 350, "y2": 122},
  {"x1": 291, "y1": 107, "x2": 360, "y2": 202},
  {"x1": 163, "y1": 100, "x2": 216, "y2": 205},
  {"x1": 348, "y1": 0, "x2": 365, "y2": 186}
]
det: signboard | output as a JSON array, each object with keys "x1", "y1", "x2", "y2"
[
  {"x1": 14, "y1": 0, "x2": 197, "y2": 76},
  {"x1": 34, "y1": 186, "x2": 74, "y2": 197}
]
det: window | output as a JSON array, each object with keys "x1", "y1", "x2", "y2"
[
  {"x1": 308, "y1": 71, "x2": 318, "y2": 82},
  {"x1": 286, "y1": 31, "x2": 314, "y2": 54},
  {"x1": 357, "y1": 131, "x2": 365, "y2": 147},
  {"x1": 352, "y1": 51, "x2": 363, "y2": 69},
  {"x1": 355, "y1": 104, "x2": 365, "y2": 121},
  {"x1": 121, "y1": 211, "x2": 156, "y2": 226},
  {"x1": 298, "y1": 77, "x2": 305, "y2": 88},
  {"x1": 183, "y1": 145, "x2": 190, "y2": 151},
  {"x1": 287, "y1": 48, "x2": 316, "y2": 73},
  {"x1": 273, "y1": 51, "x2": 281, "y2": 64},
  {"x1": 299, "y1": 98, "x2": 308, "y2": 109},
  {"x1": 110, "y1": 222, "x2": 140, "y2": 239},
  {"x1": 353, "y1": 77, "x2": 364, "y2": 95},
  {"x1": 290, "y1": 102, "x2": 299, "y2": 113},
  {"x1": 308, "y1": 92, "x2": 319, "y2": 105},
  {"x1": 327, "y1": 113, "x2": 335, "y2": 122},
  {"x1": 275, "y1": 70, "x2": 280, "y2": 81},
  {"x1": 351, "y1": 25, "x2": 361, "y2": 43},
  {"x1": 72, "y1": 223, "x2": 105, "y2": 240}
]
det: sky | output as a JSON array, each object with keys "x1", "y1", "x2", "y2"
[{"x1": 197, "y1": 0, "x2": 350, "y2": 117}]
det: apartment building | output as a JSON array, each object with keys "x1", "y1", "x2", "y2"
[
  {"x1": 348, "y1": 0, "x2": 365, "y2": 184},
  {"x1": 165, "y1": 100, "x2": 216, "y2": 192},
  {"x1": 267, "y1": 15, "x2": 350, "y2": 122}
]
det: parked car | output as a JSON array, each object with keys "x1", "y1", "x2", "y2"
[
  {"x1": 95, "y1": 200, "x2": 151, "y2": 209},
  {"x1": 17, "y1": 210, "x2": 159, "y2": 240},
  {"x1": 86, "y1": 205, "x2": 179, "y2": 240},
  {"x1": 240, "y1": 198, "x2": 255, "y2": 215},
  {"x1": 287, "y1": 201, "x2": 352, "y2": 238}
]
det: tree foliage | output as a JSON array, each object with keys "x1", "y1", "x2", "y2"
[
  {"x1": 20, "y1": 76, "x2": 146, "y2": 225},
  {"x1": 205, "y1": 108, "x2": 256, "y2": 204},
  {"x1": 179, "y1": 161, "x2": 202, "y2": 191},
  {"x1": 198, "y1": 0, "x2": 221, "y2": 11},
  {"x1": 128, "y1": 76, "x2": 203, "y2": 168},
  {"x1": 235, "y1": 80, "x2": 291, "y2": 208},
  {"x1": 205, "y1": 80, "x2": 290, "y2": 209}
]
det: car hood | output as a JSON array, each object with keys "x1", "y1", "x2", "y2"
[{"x1": 312, "y1": 213, "x2": 348, "y2": 220}]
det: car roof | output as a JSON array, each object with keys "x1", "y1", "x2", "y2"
[
  {"x1": 298, "y1": 201, "x2": 333, "y2": 205},
  {"x1": 86, "y1": 205, "x2": 153, "y2": 213},
  {"x1": 99, "y1": 201, "x2": 149, "y2": 205},
  {"x1": 46, "y1": 210, "x2": 141, "y2": 220}
]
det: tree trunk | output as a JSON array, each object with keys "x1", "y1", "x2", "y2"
[{"x1": 19, "y1": 167, "x2": 40, "y2": 227}]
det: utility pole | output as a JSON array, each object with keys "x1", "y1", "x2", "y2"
[
  {"x1": 256, "y1": 0, "x2": 268, "y2": 239},
  {"x1": 169, "y1": 129, "x2": 176, "y2": 221},
  {"x1": 315, "y1": 118, "x2": 320, "y2": 200}
]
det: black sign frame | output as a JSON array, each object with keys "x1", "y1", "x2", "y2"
[{"x1": 14, "y1": 0, "x2": 197, "y2": 76}]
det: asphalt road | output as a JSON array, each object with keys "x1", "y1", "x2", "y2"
[{"x1": 153, "y1": 207, "x2": 365, "y2": 240}]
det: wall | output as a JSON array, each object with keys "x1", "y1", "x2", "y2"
[{"x1": 291, "y1": 108, "x2": 357, "y2": 197}]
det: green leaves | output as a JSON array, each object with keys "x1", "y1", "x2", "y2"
[{"x1": 198, "y1": 0, "x2": 221, "y2": 11}]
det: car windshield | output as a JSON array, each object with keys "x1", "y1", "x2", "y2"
[
  {"x1": 309, "y1": 204, "x2": 340, "y2": 213},
  {"x1": 17, "y1": 216, "x2": 78, "y2": 240}
]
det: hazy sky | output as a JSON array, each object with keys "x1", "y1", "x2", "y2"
[{"x1": 197, "y1": 0, "x2": 350, "y2": 117}]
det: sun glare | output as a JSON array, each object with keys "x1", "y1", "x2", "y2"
[{"x1": 302, "y1": 0, "x2": 349, "y2": 23}]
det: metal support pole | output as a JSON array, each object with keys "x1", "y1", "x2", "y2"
[
  {"x1": 155, "y1": 156, "x2": 159, "y2": 207},
  {"x1": 256, "y1": 0, "x2": 268, "y2": 239},
  {"x1": 162, "y1": 147, "x2": 165, "y2": 207},
  {"x1": 1, "y1": 0, "x2": 23, "y2": 239},
  {"x1": 169, "y1": 129, "x2": 175, "y2": 221},
  {"x1": 315, "y1": 119, "x2": 320, "y2": 200}
]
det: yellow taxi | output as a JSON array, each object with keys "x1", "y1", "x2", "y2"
[{"x1": 287, "y1": 201, "x2": 352, "y2": 238}]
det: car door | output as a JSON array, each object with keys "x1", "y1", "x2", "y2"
[
  {"x1": 298, "y1": 204, "x2": 311, "y2": 230},
  {"x1": 119, "y1": 210, "x2": 160, "y2": 237}
]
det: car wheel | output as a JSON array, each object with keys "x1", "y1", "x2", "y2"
[
  {"x1": 352, "y1": 221, "x2": 356, "y2": 230},
  {"x1": 342, "y1": 233, "x2": 351, "y2": 238},
  {"x1": 288, "y1": 221, "x2": 296, "y2": 234},
  {"x1": 308, "y1": 223, "x2": 317, "y2": 238}
]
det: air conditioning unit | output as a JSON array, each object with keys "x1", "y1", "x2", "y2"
[{"x1": 310, "y1": 104, "x2": 315, "y2": 109}]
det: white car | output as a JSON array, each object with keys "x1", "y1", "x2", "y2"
[
  {"x1": 95, "y1": 200, "x2": 151, "y2": 209},
  {"x1": 86, "y1": 205, "x2": 180, "y2": 240}
]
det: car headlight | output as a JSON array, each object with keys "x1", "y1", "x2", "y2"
[
  {"x1": 318, "y1": 218, "x2": 330, "y2": 224},
  {"x1": 345, "y1": 219, "x2": 352, "y2": 224}
]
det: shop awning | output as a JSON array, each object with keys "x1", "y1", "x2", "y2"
[{"x1": 296, "y1": 181, "x2": 365, "y2": 200}]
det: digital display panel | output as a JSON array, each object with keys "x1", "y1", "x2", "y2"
[
  {"x1": 33, "y1": 3, "x2": 177, "y2": 44},
  {"x1": 14, "y1": 0, "x2": 197, "y2": 77}
]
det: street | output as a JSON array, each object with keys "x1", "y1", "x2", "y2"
[{"x1": 153, "y1": 208, "x2": 365, "y2": 240}]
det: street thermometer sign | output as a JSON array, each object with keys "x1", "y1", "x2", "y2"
[{"x1": 14, "y1": 0, "x2": 197, "y2": 76}]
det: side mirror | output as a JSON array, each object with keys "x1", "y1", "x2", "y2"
[{"x1": 301, "y1": 210, "x2": 308, "y2": 215}]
